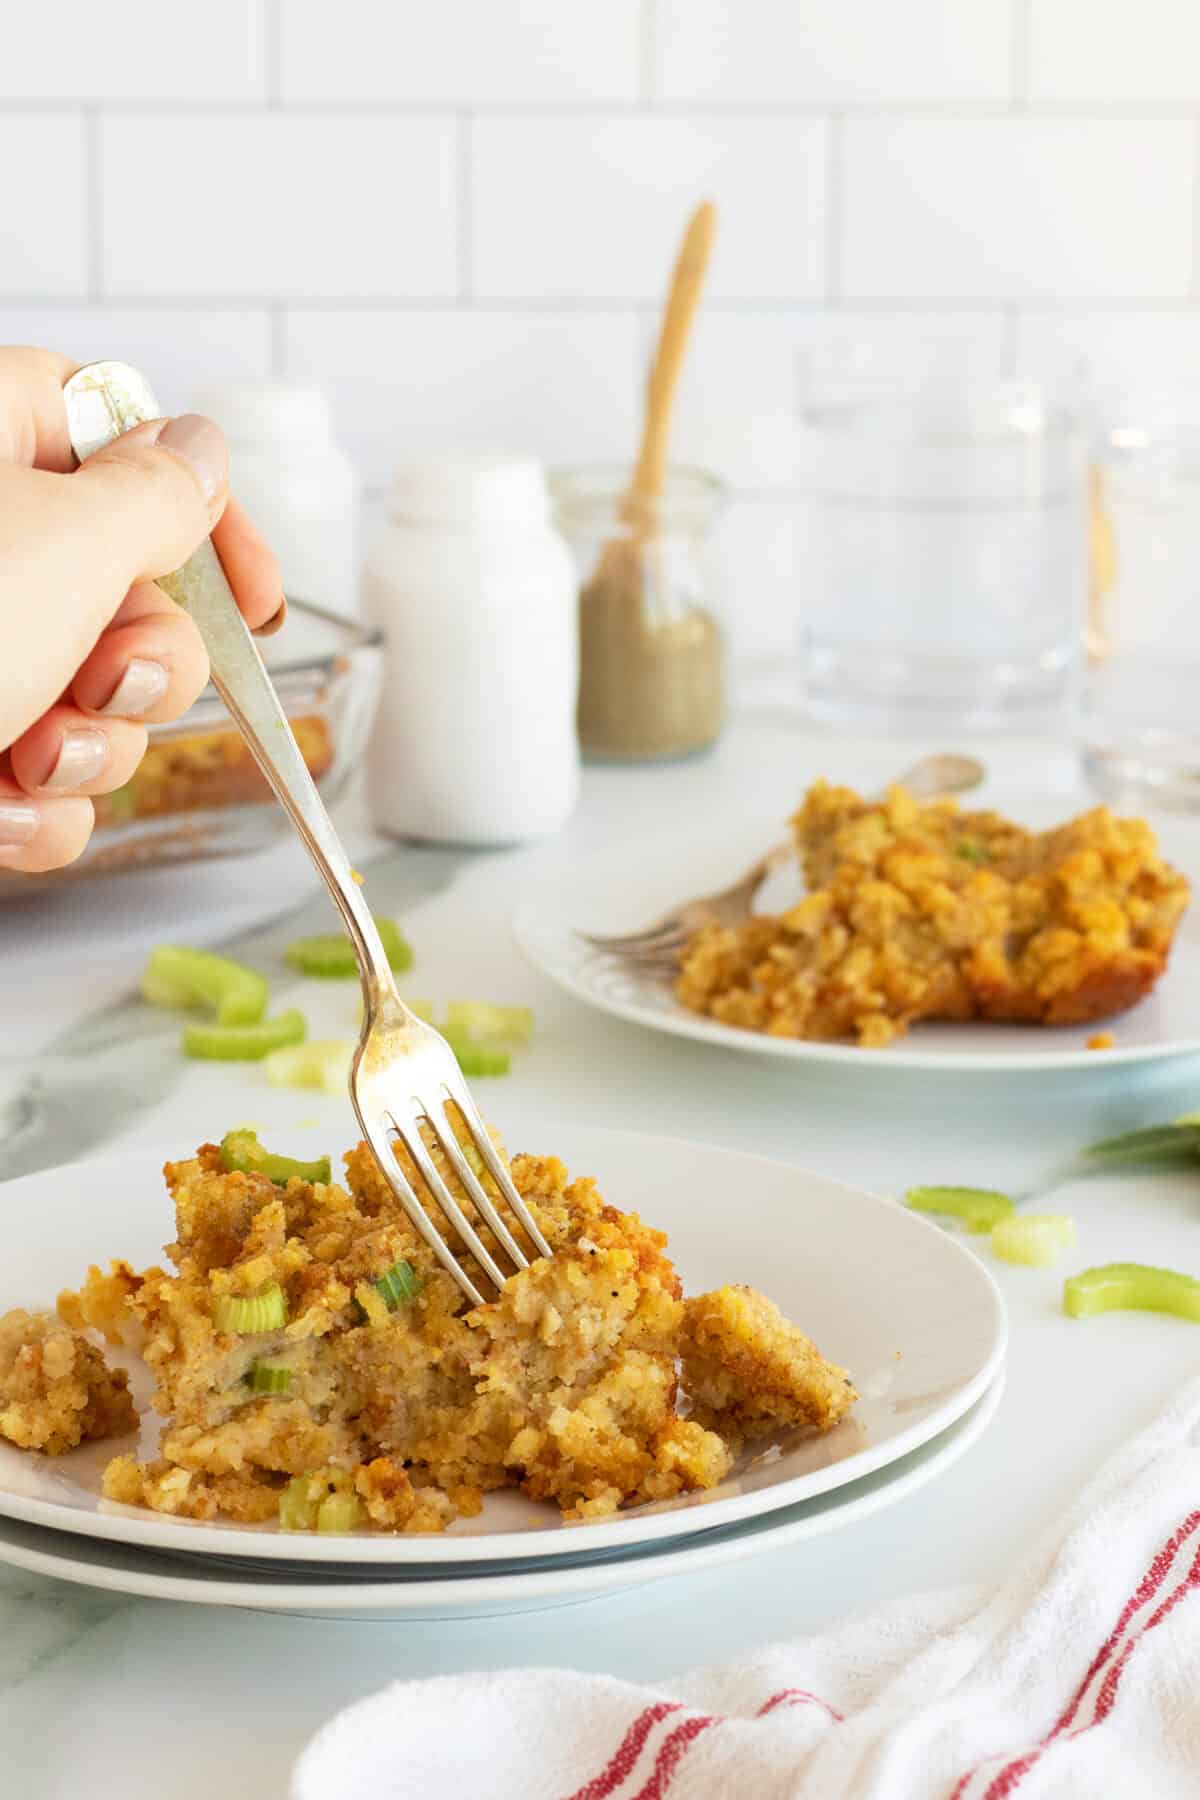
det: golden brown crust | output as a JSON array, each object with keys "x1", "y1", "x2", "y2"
[
  {"x1": 680, "y1": 1285, "x2": 857, "y2": 1440},
  {"x1": 676, "y1": 782, "x2": 1190, "y2": 1046},
  {"x1": 0, "y1": 1309, "x2": 137, "y2": 1455}
]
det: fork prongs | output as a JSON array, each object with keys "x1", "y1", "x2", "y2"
[
  {"x1": 355, "y1": 1112, "x2": 490, "y2": 1309},
  {"x1": 390, "y1": 1112, "x2": 514, "y2": 1297},
  {"x1": 581, "y1": 923, "x2": 689, "y2": 956},
  {"x1": 439, "y1": 1078, "x2": 553, "y2": 1264}
]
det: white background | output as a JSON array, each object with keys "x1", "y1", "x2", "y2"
[{"x1": 2, "y1": 0, "x2": 1200, "y2": 664}]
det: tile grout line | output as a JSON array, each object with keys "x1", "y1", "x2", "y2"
[
  {"x1": 824, "y1": 112, "x2": 844, "y2": 306},
  {"x1": 82, "y1": 105, "x2": 103, "y2": 302},
  {"x1": 3, "y1": 294, "x2": 1198, "y2": 315},
  {"x1": 7, "y1": 98, "x2": 1200, "y2": 119},
  {"x1": 457, "y1": 112, "x2": 473, "y2": 303},
  {"x1": 264, "y1": 0, "x2": 282, "y2": 107},
  {"x1": 1011, "y1": 0, "x2": 1030, "y2": 108},
  {"x1": 639, "y1": 0, "x2": 657, "y2": 105}
]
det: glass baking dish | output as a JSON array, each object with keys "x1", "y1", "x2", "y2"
[{"x1": 1, "y1": 599, "x2": 381, "y2": 890}]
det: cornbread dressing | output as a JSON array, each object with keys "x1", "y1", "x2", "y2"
[
  {"x1": 0, "y1": 1129, "x2": 856, "y2": 1531},
  {"x1": 676, "y1": 781, "x2": 1190, "y2": 1048}
]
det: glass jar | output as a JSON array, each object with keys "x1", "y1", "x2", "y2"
[
  {"x1": 1080, "y1": 419, "x2": 1200, "y2": 811},
  {"x1": 551, "y1": 466, "x2": 726, "y2": 762},
  {"x1": 796, "y1": 342, "x2": 1087, "y2": 735}
]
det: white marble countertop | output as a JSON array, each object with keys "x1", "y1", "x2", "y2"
[{"x1": 4, "y1": 719, "x2": 1200, "y2": 1800}]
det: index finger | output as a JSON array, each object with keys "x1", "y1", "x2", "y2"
[
  {"x1": 0, "y1": 345, "x2": 81, "y2": 470},
  {"x1": 211, "y1": 495, "x2": 285, "y2": 632}
]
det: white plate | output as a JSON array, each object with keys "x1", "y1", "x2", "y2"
[
  {"x1": 513, "y1": 813, "x2": 1200, "y2": 1073},
  {"x1": 0, "y1": 1130, "x2": 1005, "y2": 1563},
  {"x1": 0, "y1": 1375, "x2": 1002, "y2": 1618}
]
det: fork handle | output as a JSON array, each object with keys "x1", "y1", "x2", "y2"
[
  {"x1": 61, "y1": 359, "x2": 398, "y2": 1008},
  {"x1": 158, "y1": 543, "x2": 398, "y2": 1002}
]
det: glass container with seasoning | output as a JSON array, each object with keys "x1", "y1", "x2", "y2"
[{"x1": 552, "y1": 466, "x2": 726, "y2": 762}]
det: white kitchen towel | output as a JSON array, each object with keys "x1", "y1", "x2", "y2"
[{"x1": 292, "y1": 1376, "x2": 1200, "y2": 1800}]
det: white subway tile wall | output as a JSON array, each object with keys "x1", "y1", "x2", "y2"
[{"x1": 0, "y1": 0, "x2": 1198, "y2": 661}]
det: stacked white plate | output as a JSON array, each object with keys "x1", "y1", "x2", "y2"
[{"x1": 0, "y1": 1131, "x2": 1006, "y2": 1620}]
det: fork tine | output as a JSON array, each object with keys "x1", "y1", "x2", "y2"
[
  {"x1": 582, "y1": 923, "x2": 686, "y2": 953},
  {"x1": 392, "y1": 1117, "x2": 512, "y2": 1296},
  {"x1": 354, "y1": 1109, "x2": 487, "y2": 1308},
  {"x1": 444, "y1": 1080, "x2": 553, "y2": 1261},
  {"x1": 424, "y1": 1103, "x2": 533, "y2": 1273}
]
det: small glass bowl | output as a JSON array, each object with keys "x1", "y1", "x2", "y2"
[{"x1": 2, "y1": 599, "x2": 382, "y2": 890}]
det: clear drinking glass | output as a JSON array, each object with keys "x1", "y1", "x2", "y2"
[
  {"x1": 1081, "y1": 423, "x2": 1200, "y2": 812},
  {"x1": 796, "y1": 345, "x2": 1088, "y2": 734},
  {"x1": 551, "y1": 466, "x2": 726, "y2": 762}
]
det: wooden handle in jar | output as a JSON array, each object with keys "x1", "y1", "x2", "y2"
[{"x1": 627, "y1": 199, "x2": 717, "y2": 509}]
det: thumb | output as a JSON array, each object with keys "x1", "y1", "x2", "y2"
[{"x1": 70, "y1": 413, "x2": 229, "y2": 590}]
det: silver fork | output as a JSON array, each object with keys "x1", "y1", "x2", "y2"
[
  {"x1": 65, "y1": 361, "x2": 550, "y2": 1310},
  {"x1": 579, "y1": 751, "x2": 986, "y2": 974}
]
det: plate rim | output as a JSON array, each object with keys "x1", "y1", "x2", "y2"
[
  {"x1": 0, "y1": 1373, "x2": 1004, "y2": 1614},
  {"x1": 0, "y1": 1129, "x2": 1007, "y2": 1564}
]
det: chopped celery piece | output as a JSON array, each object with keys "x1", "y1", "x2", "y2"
[
  {"x1": 375, "y1": 1260, "x2": 420, "y2": 1309},
  {"x1": 219, "y1": 1129, "x2": 330, "y2": 1186},
  {"x1": 264, "y1": 1039, "x2": 353, "y2": 1095},
  {"x1": 444, "y1": 1001, "x2": 533, "y2": 1045},
  {"x1": 317, "y1": 1492, "x2": 363, "y2": 1533},
  {"x1": 285, "y1": 916, "x2": 412, "y2": 979},
  {"x1": 249, "y1": 1359, "x2": 293, "y2": 1395},
  {"x1": 991, "y1": 1213, "x2": 1077, "y2": 1268},
  {"x1": 904, "y1": 1185, "x2": 1014, "y2": 1234},
  {"x1": 143, "y1": 945, "x2": 268, "y2": 1026},
  {"x1": 1064, "y1": 1262, "x2": 1200, "y2": 1322},
  {"x1": 955, "y1": 840, "x2": 990, "y2": 864},
  {"x1": 440, "y1": 1027, "x2": 511, "y2": 1077},
  {"x1": 213, "y1": 1284, "x2": 288, "y2": 1334},
  {"x1": 279, "y1": 1474, "x2": 318, "y2": 1532},
  {"x1": 183, "y1": 1009, "x2": 307, "y2": 1061},
  {"x1": 1082, "y1": 1122, "x2": 1200, "y2": 1166}
]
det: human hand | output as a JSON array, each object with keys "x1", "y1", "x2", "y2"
[{"x1": 0, "y1": 345, "x2": 283, "y2": 872}]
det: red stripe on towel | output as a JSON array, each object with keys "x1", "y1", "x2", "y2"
[
  {"x1": 630, "y1": 1715, "x2": 719, "y2": 1800},
  {"x1": 757, "y1": 1686, "x2": 845, "y2": 1724},
  {"x1": 948, "y1": 1509, "x2": 1200, "y2": 1800},
  {"x1": 564, "y1": 1702, "x2": 683, "y2": 1800}
]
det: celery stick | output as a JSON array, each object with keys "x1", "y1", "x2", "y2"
[
  {"x1": 444, "y1": 1001, "x2": 533, "y2": 1045},
  {"x1": 1064, "y1": 1263, "x2": 1200, "y2": 1322},
  {"x1": 991, "y1": 1214, "x2": 1076, "y2": 1268},
  {"x1": 143, "y1": 945, "x2": 268, "y2": 1026},
  {"x1": 219, "y1": 1128, "x2": 329, "y2": 1186},
  {"x1": 213, "y1": 1284, "x2": 288, "y2": 1334},
  {"x1": 264, "y1": 1040, "x2": 353, "y2": 1095},
  {"x1": 183, "y1": 1010, "x2": 306, "y2": 1061},
  {"x1": 904, "y1": 1186, "x2": 1013, "y2": 1234},
  {"x1": 285, "y1": 917, "x2": 412, "y2": 978}
]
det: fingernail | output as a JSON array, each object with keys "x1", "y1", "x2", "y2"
[
  {"x1": 43, "y1": 728, "x2": 109, "y2": 790},
  {"x1": 252, "y1": 597, "x2": 288, "y2": 639},
  {"x1": 156, "y1": 413, "x2": 228, "y2": 509},
  {"x1": 0, "y1": 800, "x2": 38, "y2": 846},
  {"x1": 97, "y1": 658, "x2": 169, "y2": 719}
]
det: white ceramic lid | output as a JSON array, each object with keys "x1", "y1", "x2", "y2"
[{"x1": 387, "y1": 453, "x2": 550, "y2": 525}]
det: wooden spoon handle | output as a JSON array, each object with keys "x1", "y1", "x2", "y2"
[{"x1": 629, "y1": 199, "x2": 717, "y2": 506}]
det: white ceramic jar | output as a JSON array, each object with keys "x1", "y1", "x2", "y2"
[
  {"x1": 196, "y1": 383, "x2": 360, "y2": 615},
  {"x1": 363, "y1": 455, "x2": 580, "y2": 846}
]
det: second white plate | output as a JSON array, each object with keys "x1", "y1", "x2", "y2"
[{"x1": 513, "y1": 812, "x2": 1200, "y2": 1073}]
